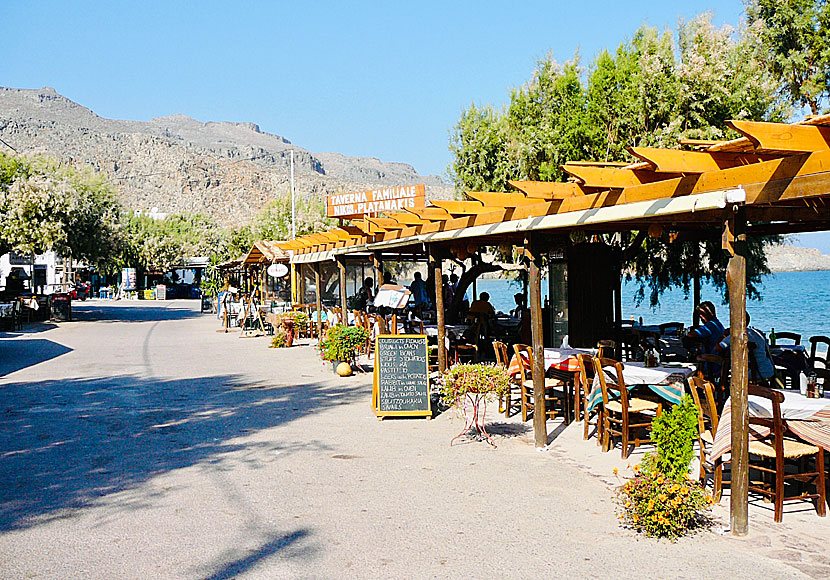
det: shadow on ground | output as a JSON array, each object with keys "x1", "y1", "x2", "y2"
[
  {"x1": 198, "y1": 528, "x2": 316, "y2": 580},
  {"x1": 0, "y1": 371, "x2": 364, "y2": 532},
  {"x1": 0, "y1": 338, "x2": 73, "y2": 376},
  {"x1": 71, "y1": 301, "x2": 203, "y2": 323}
]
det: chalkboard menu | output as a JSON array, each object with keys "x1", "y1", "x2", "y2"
[{"x1": 373, "y1": 335, "x2": 432, "y2": 419}]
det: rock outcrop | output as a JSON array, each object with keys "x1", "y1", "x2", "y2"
[
  {"x1": 0, "y1": 87, "x2": 453, "y2": 227},
  {"x1": 766, "y1": 244, "x2": 830, "y2": 272}
]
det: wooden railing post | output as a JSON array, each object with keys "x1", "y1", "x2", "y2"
[
  {"x1": 526, "y1": 234, "x2": 548, "y2": 447},
  {"x1": 725, "y1": 207, "x2": 749, "y2": 536}
]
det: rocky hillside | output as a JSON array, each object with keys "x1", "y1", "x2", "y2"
[
  {"x1": 766, "y1": 244, "x2": 830, "y2": 272},
  {"x1": 0, "y1": 87, "x2": 452, "y2": 227}
]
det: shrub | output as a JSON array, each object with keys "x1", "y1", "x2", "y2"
[
  {"x1": 650, "y1": 394, "x2": 699, "y2": 480},
  {"x1": 319, "y1": 324, "x2": 368, "y2": 362},
  {"x1": 279, "y1": 310, "x2": 309, "y2": 327},
  {"x1": 615, "y1": 395, "x2": 711, "y2": 539},
  {"x1": 269, "y1": 329, "x2": 289, "y2": 348},
  {"x1": 441, "y1": 363, "x2": 511, "y2": 408}
]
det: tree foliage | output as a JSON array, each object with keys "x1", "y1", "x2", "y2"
[
  {"x1": 746, "y1": 0, "x2": 830, "y2": 115},
  {"x1": 448, "y1": 14, "x2": 786, "y2": 305},
  {"x1": 0, "y1": 153, "x2": 121, "y2": 268}
]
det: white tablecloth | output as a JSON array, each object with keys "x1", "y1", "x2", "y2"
[
  {"x1": 0, "y1": 303, "x2": 13, "y2": 316},
  {"x1": 748, "y1": 389, "x2": 830, "y2": 420}
]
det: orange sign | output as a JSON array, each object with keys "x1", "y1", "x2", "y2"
[{"x1": 326, "y1": 184, "x2": 425, "y2": 219}]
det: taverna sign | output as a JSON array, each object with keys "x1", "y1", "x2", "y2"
[{"x1": 326, "y1": 184, "x2": 425, "y2": 219}]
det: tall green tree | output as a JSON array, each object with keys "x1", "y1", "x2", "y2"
[{"x1": 746, "y1": 0, "x2": 830, "y2": 114}]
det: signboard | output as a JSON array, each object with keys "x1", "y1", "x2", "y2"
[
  {"x1": 267, "y1": 263, "x2": 289, "y2": 278},
  {"x1": 122, "y1": 268, "x2": 137, "y2": 291},
  {"x1": 327, "y1": 184, "x2": 425, "y2": 219},
  {"x1": 372, "y1": 335, "x2": 432, "y2": 419},
  {"x1": 373, "y1": 284, "x2": 411, "y2": 309}
]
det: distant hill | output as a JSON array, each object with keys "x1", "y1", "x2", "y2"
[
  {"x1": 0, "y1": 87, "x2": 452, "y2": 227},
  {"x1": 766, "y1": 244, "x2": 830, "y2": 272}
]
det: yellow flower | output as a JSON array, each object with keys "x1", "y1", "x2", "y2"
[
  {"x1": 656, "y1": 476, "x2": 664, "y2": 485},
  {"x1": 633, "y1": 464, "x2": 640, "y2": 473},
  {"x1": 632, "y1": 515, "x2": 639, "y2": 523},
  {"x1": 625, "y1": 501, "x2": 632, "y2": 508},
  {"x1": 659, "y1": 494, "x2": 668, "y2": 502},
  {"x1": 613, "y1": 468, "x2": 618, "y2": 475},
  {"x1": 680, "y1": 487, "x2": 688, "y2": 495}
]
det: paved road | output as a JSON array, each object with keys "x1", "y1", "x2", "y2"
[{"x1": 0, "y1": 301, "x2": 819, "y2": 579}]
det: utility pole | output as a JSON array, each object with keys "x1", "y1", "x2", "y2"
[{"x1": 290, "y1": 149, "x2": 296, "y2": 239}]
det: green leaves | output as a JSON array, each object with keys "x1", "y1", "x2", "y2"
[{"x1": 649, "y1": 395, "x2": 700, "y2": 480}]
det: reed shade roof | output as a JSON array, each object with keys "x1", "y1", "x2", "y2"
[
  {"x1": 242, "y1": 240, "x2": 291, "y2": 265},
  {"x1": 279, "y1": 115, "x2": 830, "y2": 261}
]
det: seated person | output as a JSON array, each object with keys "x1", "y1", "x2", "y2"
[
  {"x1": 510, "y1": 293, "x2": 526, "y2": 318},
  {"x1": 687, "y1": 301, "x2": 725, "y2": 354},
  {"x1": 716, "y1": 312, "x2": 776, "y2": 385},
  {"x1": 468, "y1": 292, "x2": 496, "y2": 320},
  {"x1": 409, "y1": 271, "x2": 429, "y2": 307}
]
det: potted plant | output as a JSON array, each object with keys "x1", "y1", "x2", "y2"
[
  {"x1": 441, "y1": 363, "x2": 511, "y2": 447},
  {"x1": 320, "y1": 324, "x2": 369, "y2": 372},
  {"x1": 269, "y1": 328, "x2": 290, "y2": 349},
  {"x1": 278, "y1": 311, "x2": 309, "y2": 347}
]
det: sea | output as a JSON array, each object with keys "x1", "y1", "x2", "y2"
[{"x1": 472, "y1": 270, "x2": 830, "y2": 345}]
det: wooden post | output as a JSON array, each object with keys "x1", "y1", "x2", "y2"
[
  {"x1": 314, "y1": 262, "x2": 323, "y2": 339},
  {"x1": 337, "y1": 257, "x2": 348, "y2": 325},
  {"x1": 693, "y1": 242, "x2": 701, "y2": 327},
  {"x1": 526, "y1": 234, "x2": 548, "y2": 447},
  {"x1": 373, "y1": 252, "x2": 383, "y2": 292},
  {"x1": 724, "y1": 208, "x2": 749, "y2": 536},
  {"x1": 431, "y1": 246, "x2": 447, "y2": 372}
]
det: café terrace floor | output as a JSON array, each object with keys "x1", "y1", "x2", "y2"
[{"x1": 1, "y1": 299, "x2": 828, "y2": 579}]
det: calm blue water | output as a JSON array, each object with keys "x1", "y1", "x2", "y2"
[{"x1": 474, "y1": 271, "x2": 830, "y2": 343}]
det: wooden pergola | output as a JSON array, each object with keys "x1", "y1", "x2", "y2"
[{"x1": 278, "y1": 116, "x2": 830, "y2": 535}]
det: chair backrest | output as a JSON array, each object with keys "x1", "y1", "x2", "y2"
[
  {"x1": 747, "y1": 384, "x2": 785, "y2": 456},
  {"x1": 410, "y1": 320, "x2": 425, "y2": 335},
  {"x1": 513, "y1": 343, "x2": 532, "y2": 384},
  {"x1": 772, "y1": 331, "x2": 801, "y2": 346},
  {"x1": 492, "y1": 341, "x2": 509, "y2": 369},
  {"x1": 809, "y1": 335, "x2": 830, "y2": 369},
  {"x1": 592, "y1": 356, "x2": 628, "y2": 410},
  {"x1": 659, "y1": 322, "x2": 684, "y2": 336},
  {"x1": 372, "y1": 314, "x2": 389, "y2": 334},
  {"x1": 597, "y1": 340, "x2": 616, "y2": 360},
  {"x1": 688, "y1": 376, "x2": 720, "y2": 435},
  {"x1": 575, "y1": 353, "x2": 595, "y2": 401}
]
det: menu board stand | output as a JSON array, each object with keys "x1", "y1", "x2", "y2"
[{"x1": 372, "y1": 335, "x2": 432, "y2": 420}]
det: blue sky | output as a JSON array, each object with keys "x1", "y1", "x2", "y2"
[{"x1": 3, "y1": 1, "x2": 828, "y2": 250}]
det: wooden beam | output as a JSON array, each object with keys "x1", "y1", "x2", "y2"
[
  {"x1": 466, "y1": 191, "x2": 537, "y2": 206},
  {"x1": 367, "y1": 217, "x2": 407, "y2": 230},
  {"x1": 429, "y1": 199, "x2": 491, "y2": 215},
  {"x1": 562, "y1": 165, "x2": 682, "y2": 188},
  {"x1": 407, "y1": 207, "x2": 453, "y2": 221},
  {"x1": 314, "y1": 263, "x2": 323, "y2": 339},
  {"x1": 337, "y1": 256, "x2": 348, "y2": 324},
  {"x1": 726, "y1": 120, "x2": 830, "y2": 153},
  {"x1": 629, "y1": 147, "x2": 777, "y2": 174},
  {"x1": 383, "y1": 211, "x2": 430, "y2": 226},
  {"x1": 508, "y1": 180, "x2": 587, "y2": 199}
]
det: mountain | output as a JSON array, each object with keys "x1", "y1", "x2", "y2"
[{"x1": 0, "y1": 87, "x2": 452, "y2": 227}]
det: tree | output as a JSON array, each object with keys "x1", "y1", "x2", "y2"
[
  {"x1": 253, "y1": 196, "x2": 333, "y2": 241},
  {"x1": 448, "y1": 103, "x2": 512, "y2": 192},
  {"x1": 0, "y1": 153, "x2": 122, "y2": 268},
  {"x1": 746, "y1": 0, "x2": 830, "y2": 115}
]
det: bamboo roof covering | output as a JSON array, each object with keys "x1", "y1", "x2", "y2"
[
  {"x1": 278, "y1": 116, "x2": 830, "y2": 263},
  {"x1": 242, "y1": 240, "x2": 291, "y2": 265}
]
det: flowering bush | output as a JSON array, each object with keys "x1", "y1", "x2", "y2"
[
  {"x1": 441, "y1": 363, "x2": 511, "y2": 408},
  {"x1": 319, "y1": 324, "x2": 368, "y2": 362},
  {"x1": 615, "y1": 395, "x2": 712, "y2": 539},
  {"x1": 269, "y1": 329, "x2": 289, "y2": 348},
  {"x1": 616, "y1": 462, "x2": 713, "y2": 539},
  {"x1": 279, "y1": 310, "x2": 309, "y2": 327}
]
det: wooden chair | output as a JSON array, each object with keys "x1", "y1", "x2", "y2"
[
  {"x1": 575, "y1": 353, "x2": 602, "y2": 442},
  {"x1": 493, "y1": 341, "x2": 520, "y2": 417},
  {"x1": 808, "y1": 335, "x2": 830, "y2": 370},
  {"x1": 592, "y1": 357, "x2": 662, "y2": 459},
  {"x1": 746, "y1": 384, "x2": 826, "y2": 522},
  {"x1": 688, "y1": 376, "x2": 727, "y2": 501},
  {"x1": 771, "y1": 331, "x2": 801, "y2": 346},
  {"x1": 454, "y1": 317, "x2": 482, "y2": 363},
  {"x1": 513, "y1": 344, "x2": 568, "y2": 422}
]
